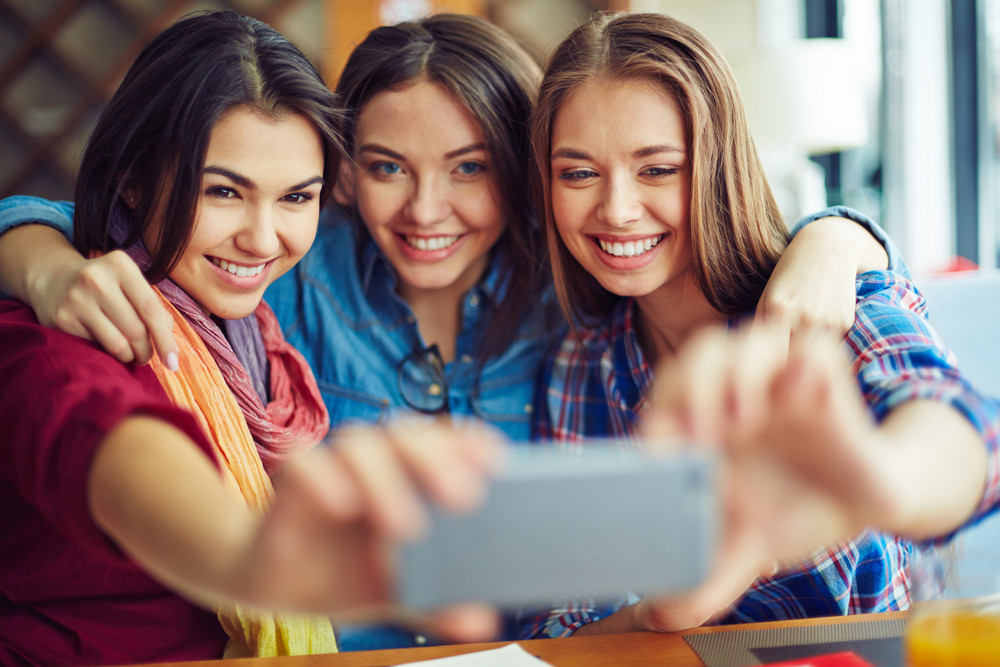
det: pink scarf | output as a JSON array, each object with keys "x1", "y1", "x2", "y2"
[{"x1": 113, "y1": 208, "x2": 329, "y2": 473}]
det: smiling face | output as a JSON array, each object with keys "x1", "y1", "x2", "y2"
[
  {"x1": 350, "y1": 79, "x2": 505, "y2": 302},
  {"x1": 145, "y1": 105, "x2": 324, "y2": 319},
  {"x1": 550, "y1": 77, "x2": 695, "y2": 303}
]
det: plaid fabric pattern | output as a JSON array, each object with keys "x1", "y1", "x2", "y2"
[{"x1": 523, "y1": 271, "x2": 1000, "y2": 638}]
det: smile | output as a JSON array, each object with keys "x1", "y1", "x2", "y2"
[
  {"x1": 211, "y1": 258, "x2": 266, "y2": 277},
  {"x1": 404, "y1": 234, "x2": 461, "y2": 251},
  {"x1": 597, "y1": 235, "x2": 663, "y2": 258}
]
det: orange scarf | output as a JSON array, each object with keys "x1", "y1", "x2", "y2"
[{"x1": 148, "y1": 288, "x2": 337, "y2": 657}]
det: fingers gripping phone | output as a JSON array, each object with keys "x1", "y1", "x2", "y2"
[{"x1": 398, "y1": 443, "x2": 718, "y2": 609}]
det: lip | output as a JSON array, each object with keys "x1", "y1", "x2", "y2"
[
  {"x1": 207, "y1": 256, "x2": 274, "y2": 290},
  {"x1": 395, "y1": 232, "x2": 468, "y2": 262},
  {"x1": 589, "y1": 234, "x2": 665, "y2": 270}
]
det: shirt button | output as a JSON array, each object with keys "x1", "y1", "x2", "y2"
[
  {"x1": 428, "y1": 383, "x2": 443, "y2": 397},
  {"x1": 524, "y1": 403, "x2": 533, "y2": 414},
  {"x1": 460, "y1": 354, "x2": 473, "y2": 364},
  {"x1": 469, "y1": 293, "x2": 480, "y2": 307},
  {"x1": 414, "y1": 635, "x2": 427, "y2": 645}
]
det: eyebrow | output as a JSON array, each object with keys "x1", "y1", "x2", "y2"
[
  {"x1": 551, "y1": 144, "x2": 685, "y2": 160},
  {"x1": 204, "y1": 166, "x2": 324, "y2": 192},
  {"x1": 358, "y1": 142, "x2": 487, "y2": 161}
]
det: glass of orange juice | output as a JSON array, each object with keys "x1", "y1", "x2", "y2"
[{"x1": 907, "y1": 535, "x2": 1000, "y2": 666}]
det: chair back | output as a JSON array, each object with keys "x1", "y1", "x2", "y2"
[{"x1": 916, "y1": 271, "x2": 1000, "y2": 398}]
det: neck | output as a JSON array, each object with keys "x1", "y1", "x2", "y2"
[
  {"x1": 398, "y1": 283, "x2": 475, "y2": 365},
  {"x1": 634, "y1": 277, "x2": 725, "y2": 367}
]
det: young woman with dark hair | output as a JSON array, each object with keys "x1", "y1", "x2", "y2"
[{"x1": 0, "y1": 11, "x2": 500, "y2": 665}]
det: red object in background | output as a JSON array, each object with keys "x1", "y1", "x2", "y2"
[
  {"x1": 931, "y1": 255, "x2": 979, "y2": 275},
  {"x1": 758, "y1": 652, "x2": 876, "y2": 666}
]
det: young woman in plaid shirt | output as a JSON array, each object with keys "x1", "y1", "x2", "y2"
[{"x1": 525, "y1": 11, "x2": 998, "y2": 639}]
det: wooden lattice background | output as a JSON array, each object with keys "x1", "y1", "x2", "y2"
[{"x1": 0, "y1": 0, "x2": 320, "y2": 200}]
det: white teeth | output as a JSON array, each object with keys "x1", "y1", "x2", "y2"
[
  {"x1": 598, "y1": 235, "x2": 662, "y2": 257},
  {"x1": 213, "y1": 258, "x2": 264, "y2": 277},
  {"x1": 406, "y1": 235, "x2": 459, "y2": 251}
]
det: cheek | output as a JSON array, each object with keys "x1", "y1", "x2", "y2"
[
  {"x1": 356, "y1": 181, "x2": 400, "y2": 233},
  {"x1": 290, "y1": 218, "x2": 319, "y2": 260},
  {"x1": 454, "y1": 183, "x2": 502, "y2": 232},
  {"x1": 551, "y1": 191, "x2": 584, "y2": 239},
  {"x1": 181, "y1": 210, "x2": 225, "y2": 261}
]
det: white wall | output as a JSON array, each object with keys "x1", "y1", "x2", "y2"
[
  {"x1": 881, "y1": 0, "x2": 955, "y2": 272},
  {"x1": 650, "y1": 0, "x2": 957, "y2": 273}
]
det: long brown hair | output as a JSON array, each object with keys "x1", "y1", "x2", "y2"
[
  {"x1": 334, "y1": 13, "x2": 548, "y2": 363},
  {"x1": 532, "y1": 12, "x2": 789, "y2": 328}
]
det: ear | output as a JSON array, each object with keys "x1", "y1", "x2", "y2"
[
  {"x1": 332, "y1": 158, "x2": 355, "y2": 206},
  {"x1": 121, "y1": 188, "x2": 139, "y2": 209}
]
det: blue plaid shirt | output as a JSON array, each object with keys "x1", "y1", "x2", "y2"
[{"x1": 526, "y1": 270, "x2": 1000, "y2": 638}]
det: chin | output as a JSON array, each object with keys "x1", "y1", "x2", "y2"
[{"x1": 202, "y1": 298, "x2": 262, "y2": 321}]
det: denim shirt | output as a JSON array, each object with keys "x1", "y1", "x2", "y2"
[
  {"x1": 0, "y1": 197, "x2": 565, "y2": 440},
  {"x1": 267, "y1": 206, "x2": 564, "y2": 439}
]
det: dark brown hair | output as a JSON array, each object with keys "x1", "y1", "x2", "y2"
[
  {"x1": 334, "y1": 13, "x2": 547, "y2": 362},
  {"x1": 532, "y1": 12, "x2": 789, "y2": 328},
  {"x1": 73, "y1": 10, "x2": 343, "y2": 283}
]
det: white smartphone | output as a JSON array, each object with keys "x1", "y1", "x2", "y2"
[{"x1": 398, "y1": 443, "x2": 718, "y2": 609}]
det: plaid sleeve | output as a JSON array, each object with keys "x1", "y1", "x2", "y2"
[
  {"x1": 848, "y1": 272, "x2": 1000, "y2": 532},
  {"x1": 513, "y1": 596, "x2": 632, "y2": 639},
  {"x1": 723, "y1": 532, "x2": 911, "y2": 622}
]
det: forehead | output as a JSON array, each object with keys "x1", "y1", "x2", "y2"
[
  {"x1": 552, "y1": 77, "x2": 685, "y2": 151},
  {"x1": 355, "y1": 80, "x2": 485, "y2": 151},
  {"x1": 205, "y1": 106, "x2": 324, "y2": 184}
]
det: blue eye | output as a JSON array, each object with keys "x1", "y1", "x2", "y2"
[
  {"x1": 456, "y1": 161, "x2": 485, "y2": 176},
  {"x1": 372, "y1": 162, "x2": 401, "y2": 176}
]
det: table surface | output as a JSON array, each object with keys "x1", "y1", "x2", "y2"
[{"x1": 145, "y1": 611, "x2": 908, "y2": 667}]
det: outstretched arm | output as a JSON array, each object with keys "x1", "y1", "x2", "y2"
[
  {"x1": 573, "y1": 316, "x2": 993, "y2": 636},
  {"x1": 88, "y1": 416, "x2": 504, "y2": 641}
]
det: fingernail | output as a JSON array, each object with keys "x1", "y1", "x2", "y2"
[{"x1": 166, "y1": 351, "x2": 179, "y2": 372}]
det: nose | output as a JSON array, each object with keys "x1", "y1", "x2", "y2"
[
  {"x1": 597, "y1": 174, "x2": 643, "y2": 228},
  {"x1": 405, "y1": 175, "x2": 451, "y2": 227},
  {"x1": 234, "y1": 205, "x2": 281, "y2": 258}
]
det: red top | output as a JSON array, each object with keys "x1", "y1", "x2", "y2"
[{"x1": 0, "y1": 300, "x2": 228, "y2": 665}]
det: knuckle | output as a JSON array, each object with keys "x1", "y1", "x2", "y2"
[
  {"x1": 50, "y1": 308, "x2": 76, "y2": 332},
  {"x1": 105, "y1": 338, "x2": 134, "y2": 362}
]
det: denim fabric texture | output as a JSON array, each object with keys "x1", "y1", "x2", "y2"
[{"x1": 267, "y1": 205, "x2": 565, "y2": 440}]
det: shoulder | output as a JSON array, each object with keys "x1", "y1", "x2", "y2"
[{"x1": 0, "y1": 301, "x2": 166, "y2": 399}]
